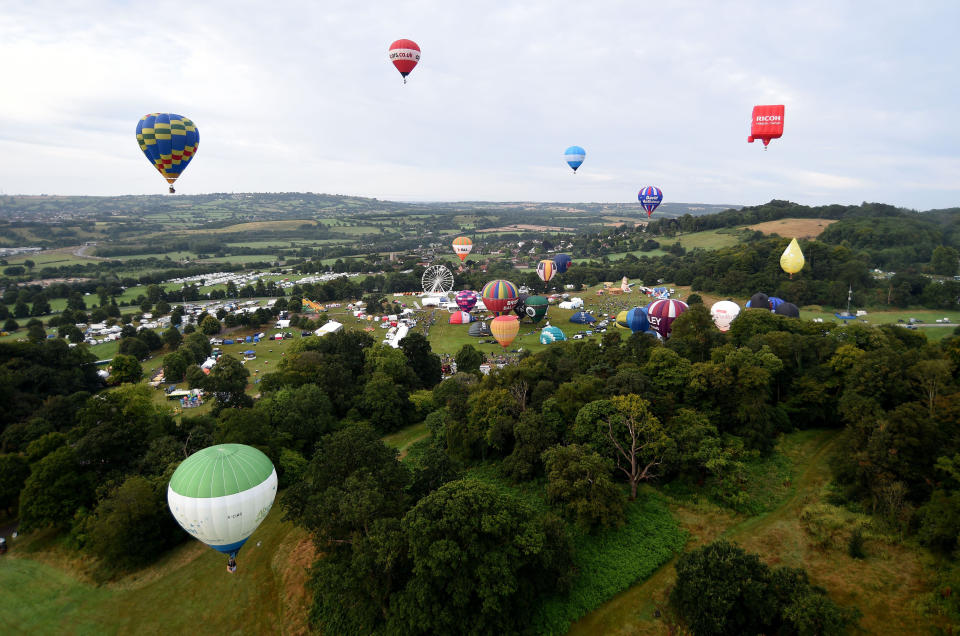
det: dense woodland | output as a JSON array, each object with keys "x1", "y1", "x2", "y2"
[{"x1": 2, "y1": 301, "x2": 959, "y2": 633}]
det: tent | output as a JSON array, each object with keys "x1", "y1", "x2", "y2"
[
  {"x1": 539, "y1": 326, "x2": 567, "y2": 344},
  {"x1": 468, "y1": 321, "x2": 492, "y2": 337},
  {"x1": 569, "y1": 311, "x2": 597, "y2": 324},
  {"x1": 558, "y1": 297, "x2": 584, "y2": 310}
]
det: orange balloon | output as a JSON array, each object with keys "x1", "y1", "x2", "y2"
[{"x1": 490, "y1": 315, "x2": 519, "y2": 349}]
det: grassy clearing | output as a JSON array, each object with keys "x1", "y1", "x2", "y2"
[
  {"x1": 382, "y1": 421, "x2": 430, "y2": 458},
  {"x1": 1, "y1": 506, "x2": 313, "y2": 635},
  {"x1": 569, "y1": 430, "x2": 946, "y2": 635},
  {"x1": 605, "y1": 229, "x2": 744, "y2": 260}
]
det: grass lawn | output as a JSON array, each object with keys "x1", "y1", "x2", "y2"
[{"x1": 606, "y1": 228, "x2": 745, "y2": 260}]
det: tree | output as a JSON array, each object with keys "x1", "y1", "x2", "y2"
[
  {"x1": 109, "y1": 354, "x2": 143, "y2": 385},
  {"x1": 454, "y1": 344, "x2": 483, "y2": 374},
  {"x1": 31, "y1": 297, "x2": 51, "y2": 316},
  {"x1": 283, "y1": 423, "x2": 410, "y2": 546},
  {"x1": 0, "y1": 453, "x2": 30, "y2": 514},
  {"x1": 118, "y1": 336, "x2": 149, "y2": 361},
  {"x1": 401, "y1": 333, "x2": 442, "y2": 388},
  {"x1": 542, "y1": 443, "x2": 626, "y2": 530},
  {"x1": 3, "y1": 317, "x2": 18, "y2": 332},
  {"x1": 58, "y1": 323, "x2": 85, "y2": 343},
  {"x1": 162, "y1": 349, "x2": 189, "y2": 382},
  {"x1": 390, "y1": 479, "x2": 573, "y2": 636},
  {"x1": 931, "y1": 245, "x2": 960, "y2": 276},
  {"x1": 203, "y1": 354, "x2": 251, "y2": 413},
  {"x1": 137, "y1": 327, "x2": 163, "y2": 351},
  {"x1": 19, "y1": 445, "x2": 93, "y2": 530},
  {"x1": 181, "y1": 331, "x2": 212, "y2": 363},
  {"x1": 573, "y1": 395, "x2": 674, "y2": 500},
  {"x1": 357, "y1": 371, "x2": 413, "y2": 433},
  {"x1": 81, "y1": 475, "x2": 182, "y2": 575},
  {"x1": 910, "y1": 358, "x2": 952, "y2": 414},
  {"x1": 255, "y1": 384, "x2": 337, "y2": 454},
  {"x1": 162, "y1": 327, "x2": 182, "y2": 349},
  {"x1": 200, "y1": 314, "x2": 222, "y2": 335},
  {"x1": 27, "y1": 322, "x2": 46, "y2": 343}
]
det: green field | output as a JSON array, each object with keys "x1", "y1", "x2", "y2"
[{"x1": 606, "y1": 228, "x2": 745, "y2": 260}]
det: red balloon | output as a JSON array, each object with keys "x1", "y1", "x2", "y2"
[
  {"x1": 389, "y1": 39, "x2": 420, "y2": 82},
  {"x1": 747, "y1": 105, "x2": 785, "y2": 148}
]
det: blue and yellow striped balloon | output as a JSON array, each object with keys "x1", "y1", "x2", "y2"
[{"x1": 136, "y1": 113, "x2": 199, "y2": 193}]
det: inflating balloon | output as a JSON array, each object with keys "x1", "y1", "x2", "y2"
[
  {"x1": 449, "y1": 311, "x2": 474, "y2": 324},
  {"x1": 625, "y1": 306, "x2": 650, "y2": 333},
  {"x1": 774, "y1": 302, "x2": 800, "y2": 318},
  {"x1": 564, "y1": 146, "x2": 585, "y2": 173},
  {"x1": 491, "y1": 315, "x2": 519, "y2": 348},
  {"x1": 455, "y1": 290, "x2": 478, "y2": 313},
  {"x1": 616, "y1": 310, "x2": 630, "y2": 329},
  {"x1": 747, "y1": 292, "x2": 770, "y2": 310},
  {"x1": 537, "y1": 259, "x2": 556, "y2": 283},
  {"x1": 452, "y1": 236, "x2": 473, "y2": 262},
  {"x1": 710, "y1": 300, "x2": 741, "y2": 332},
  {"x1": 638, "y1": 186, "x2": 663, "y2": 218},
  {"x1": 481, "y1": 280, "x2": 520, "y2": 316},
  {"x1": 167, "y1": 444, "x2": 277, "y2": 572},
  {"x1": 780, "y1": 238, "x2": 805, "y2": 278},
  {"x1": 136, "y1": 113, "x2": 199, "y2": 194},
  {"x1": 553, "y1": 254, "x2": 573, "y2": 274},
  {"x1": 524, "y1": 296, "x2": 549, "y2": 323},
  {"x1": 540, "y1": 326, "x2": 567, "y2": 344},
  {"x1": 747, "y1": 104, "x2": 785, "y2": 150},
  {"x1": 647, "y1": 299, "x2": 688, "y2": 339},
  {"x1": 389, "y1": 39, "x2": 420, "y2": 83}
]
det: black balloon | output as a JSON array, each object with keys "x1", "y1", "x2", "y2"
[{"x1": 774, "y1": 302, "x2": 800, "y2": 318}]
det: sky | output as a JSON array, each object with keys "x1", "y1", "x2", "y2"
[{"x1": 1, "y1": 0, "x2": 958, "y2": 210}]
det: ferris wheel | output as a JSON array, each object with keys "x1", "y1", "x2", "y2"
[{"x1": 421, "y1": 264, "x2": 454, "y2": 295}]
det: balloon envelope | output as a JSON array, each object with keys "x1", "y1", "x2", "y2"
[
  {"x1": 710, "y1": 300, "x2": 741, "y2": 332},
  {"x1": 540, "y1": 326, "x2": 567, "y2": 344},
  {"x1": 638, "y1": 186, "x2": 663, "y2": 217},
  {"x1": 747, "y1": 292, "x2": 770, "y2": 310},
  {"x1": 389, "y1": 39, "x2": 420, "y2": 80},
  {"x1": 625, "y1": 306, "x2": 650, "y2": 333},
  {"x1": 747, "y1": 104, "x2": 785, "y2": 147},
  {"x1": 136, "y1": 113, "x2": 199, "y2": 191},
  {"x1": 468, "y1": 321, "x2": 492, "y2": 337},
  {"x1": 167, "y1": 444, "x2": 277, "y2": 556},
  {"x1": 455, "y1": 290, "x2": 478, "y2": 312},
  {"x1": 481, "y1": 280, "x2": 519, "y2": 315},
  {"x1": 647, "y1": 299, "x2": 688, "y2": 339},
  {"x1": 774, "y1": 302, "x2": 800, "y2": 318},
  {"x1": 553, "y1": 254, "x2": 573, "y2": 274},
  {"x1": 564, "y1": 146, "x2": 585, "y2": 172},
  {"x1": 449, "y1": 311, "x2": 474, "y2": 324},
  {"x1": 537, "y1": 259, "x2": 556, "y2": 282},
  {"x1": 768, "y1": 296, "x2": 786, "y2": 311},
  {"x1": 452, "y1": 236, "x2": 473, "y2": 262},
  {"x1": 780, "y1": 238, "x2": 805, "y2": 275},
  {"x1": 524, "y1": 296, "x2": 549, "y2": 323},
  {"x1": 616, "y1": 310, "x2": 630, "y2": 329},
  {"x1": 491, "y1": 315, "x2": 519, "y2": 348}
]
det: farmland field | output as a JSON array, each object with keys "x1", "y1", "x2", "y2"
[
  {"x1": 747, "y1": 217, "x2": 837, "y2": 238},
  {"x1": 606, "y1": 228, "x2": 745, "y2": 260}
]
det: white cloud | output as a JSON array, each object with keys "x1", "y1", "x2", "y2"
[{"x1": 0, "y1": 0, "x2": 957, "y2": 209}]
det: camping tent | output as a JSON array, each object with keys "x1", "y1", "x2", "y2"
[{"x1": 539, "y1": 326, "x2": 567, "y2": 344}]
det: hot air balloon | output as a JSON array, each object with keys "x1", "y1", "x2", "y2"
[
  {"x1": 774, "y1": 302, "x2": 800, "y2": 318},
  {"x1": 625, "y1": 306, "x2": 650, "y2": 333},
  {"x1": 167, "y1": 444, "x2": 277, "y2": 572},
  {"x1": 468, "y1": 321, "x2": 492, "y2": 337},
  {"x1": 768, "y1": 296, "x2": 786, "y2": 312},
  {"x1": 747, "y1": 104, "x2": 785, "y2": 149},
  {"x1": 389, "y1": 39, "x2": 420, "y2": 83},
  {"x1": 449, "y1": 311, "x2": 474, "y2": 324},
  {"x1": 710, "y1": 300, "x2": 741, "y2": 332},
  {"x1": 540, "y1": 326, "x2": 567, "y2": 344},
  {"x1": 455, "y1": 290, "x2": 478, "y2": 312},
  {"x1": 491, "y1": 315, "x2": 519, "y2": 349},
  {"x1": 553, "y1": 254, "x2": 573, "y2": 274},
  {"x1": 747, "y1": 292, "x2": 770, "y2": 310},
  {"x1": 647, "y1": 298, "x2": 688, "y2": 339},
  {"x1": 136, "y1": 113, "x2": 199, "y2": 194},
  {"x1": 452, "y1": 236, "x2": 473, "y2": 262},
  {"x1": 537, "y1": 259, "x2": 556, "y2": 283},
  {"x1": 524, "y1": 296, "x2": 549, "y2": 323},
  {"x1": 564, "y1": 146, "x2": 585, "y2": 173},
  {"x1": 512, "y1": 293, "x2": 530, "y2": 318},
  {"x1": 616, "y1": 310, "x2": 630, "y2": 329},
  {"x1": 481, "y1": 280, "x2": 520, "y2": 316},
  {"x1": 780, "y1": 238, "x2": 805, "y2": 278},
  {"x1": 638, "y1": 186, "x2": 663, "y2": 218}
]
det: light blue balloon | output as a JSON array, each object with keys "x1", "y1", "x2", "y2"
[{"x1": 564, "y1": 146, "x2": 585, "y2": 172}]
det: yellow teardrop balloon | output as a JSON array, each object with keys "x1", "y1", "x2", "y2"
[{"x1": 780, "y1": 238, "x2": 805, "y2": 275}]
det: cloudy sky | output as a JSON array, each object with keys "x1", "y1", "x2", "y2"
[{"x1": 1, "y1": 1, "x2": 958, "y2": 209}]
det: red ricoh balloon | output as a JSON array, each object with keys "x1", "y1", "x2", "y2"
[{"x1": 747, "y1": 105, "x2": 785, "y2": 149}]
